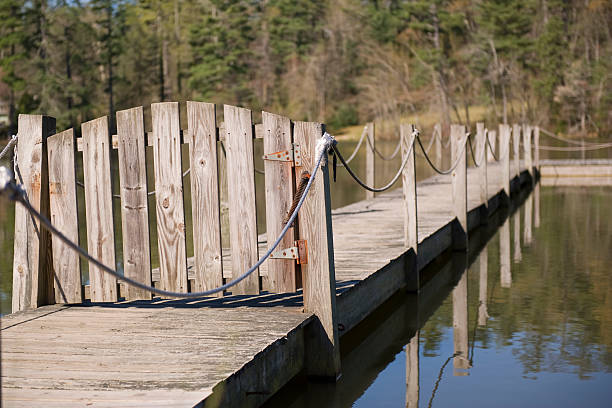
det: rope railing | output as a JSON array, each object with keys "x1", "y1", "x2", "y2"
[
  {"x1": 332, "y1": 128, "x2": 417, "y2": 193},
  {"x1": 416, "y1": 133, "x2": 468, "y2": 175},
  {"x1": 415, "y1": 127, "x2": 439, "y2": 158},
  {"x1": 539, "y1": 127, "x2": 609, "y2": 146},
  {"x1": 486, "y1": 134, "x2": 500, "y2": 161},
  {"x1": 467, "y1": 132, "x2": 487, "y2": 168},
  {"x1": 0, "y1": 133, "x2": 336, "y2": 298},
  {"x1": 366, "y1": 127, "x2": 403, "y2": 161},
  {"x1": 337, "y1": 124, "x2": 368, "y2": 167},
  {"x1": 0, "y1": 135, "x2": 17, "y2": 162},
  {"x1": 537, "y1": 143, "x2": 612, "y2": 151}
]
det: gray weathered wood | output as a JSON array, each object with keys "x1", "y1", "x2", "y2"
[
  {"x1": 405, "y1": 333, "x2": 419, "y2": 408},
  {"x1": 524, "y1": 194, "x2": 533, "y2": 246},
  {"x1": 534, "y1": 126, "x2": 540, "y2": 170},
  {"x1": 512, "y1": 123, "x2": 521, "y2": 179},
  {"x1": 478, "y1": 248, "x2": 488, "y2": 326},
  {"x1": 263, "y1": 111, "x2": 298, "y2": 293},
  {"x1": 476, "y1": 123, "x2": 488, "y2": 215},
  {"x1": 499, "y1": 124, "x2": 511, "y2": 198},
  {"x1": 523, "y1": 124, "x2": 532, "y2": 178},
  {"x1": 513, "y1": 210, "x2": 521, "y2": 263},
  {"x1": 500, "y1": 217, "x2": 511, "y2": 288},
  {"x1": 81, "y1": 116, "x2": 117, "y2": 302},
  {"x1": 534, "y1": 183, "x2": 540, "y2": 228},
  {"x1": 401, "y1": 124, "x2": 418, "y2": 251},
  {"x1": 293, "y1": 121, "x2": 340, "y2": 378},
  {"x1": 452, "y1": 266, "x2": 470, "y2": 375},
  {"x1": 487, "y1": 129, "x2": 497, "y2": 163},
  {"x1": 47, "y1": 129, "x2": 81, "y2": 304},
  {"x1": 151, "y1": 102, "x2": 188, "y2": 295},
  {"x1": 12, "y1": 115, "x2": 56, "y2": 312},
  {"x1": 187, "y1": 101, "x2": 223, "y2": 294},
  {"x1": 224, "y1": 104, "x2": 259, "y2": 295},
  {"x1": 116, "y1": 107, "x2": 152, "y2": 300},
  {"x1": 451, "y1": 124, "x2": 467, "y2": 250},
  {"x1": 366, "y1": 122, "x2": 375, "y2": 199}
]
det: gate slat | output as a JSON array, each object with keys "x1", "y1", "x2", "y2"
[
  {"x1": 151, "y1": 102, "x2": 188, "y2": 295},
  {"x1": 187, "y1": 101, "x2": 223, "y2": 294},
  {"x1": 223, "y1": 104, "x2": 259, "y2": 295},
  {"x1": 81, "y1": 116, "x2": 117, "y2": 302},
  {"x1": 47, "y1": 129, "x2": 81, "y2": 304},
  {"x1": 116, "y1": 107, "x2": 152, "y2": 300},
  {"x1": 262, "y1": 111, "x2": 297, "y2": 293}
]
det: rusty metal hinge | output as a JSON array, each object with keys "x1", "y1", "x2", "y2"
[
  {"x1": 270, "y1": 239, "x2": 308, "y2": 264},
  {"x1": 262, "y1": 143, "x2": 302, "y2": 167}
]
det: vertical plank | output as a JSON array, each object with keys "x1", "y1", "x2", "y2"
[
  {"x1": 434, "y1": 123, "x2": 442, "y2": 169},
  {"x1": 476, "y1": 123, "x2": 488, "y2": 219},
  {"x1": 499, "y1": 124, "x2": 511, "y2": 198},
  {"x1": 478, "y1": 247, "x2": 488, "y2": 326},
  {"x1": 224, "y1": 104, "x2": 259, "y2": 295},
  {"x1": 513, "y1": 210, "x2": 521, "y2": 263},
  {"x1": 365, "y1": 122, "x2": 375, "y2": 199},
  {"x1": 401, "y1": 124, "x2": 417, "y2": 251},
  {"x1": 512, "y1": 123, "x2": 521, "y2": 179},
  {"x1": 187, "y1": 101, "x2": 223, "y2": 294},
  {"x1": 487, "y1": 130, "x2": 497, "y2": 163},
  {"x1": 116, "y1": 107, "x2": 152, "y2": 300},
  {"x1": 47, "y1": 129, "x2": 81, "y2": 304},
  {"x1": 151, "y1": 102, "x2": 188, "y2": 294},
  {"x1": 451, "y1": 124, "x2": 467, "y2": 250},
  {"x1": 293, "y1": 121, "x2": 340, "y2": 378},
  {"x1": 524, "y1": 194, "x2": 533, "y2": 246},
  {"x1": 82, "y1": 116, "x2": 117, "y2": 302},
  {"x1": 263, "y1": 111, "x2": 297, "y2": 293},
  {"x1": 405, "y1": 333, "x2": 419, "y2": 408},
  {"x1": 452, "y1": 269, "x2": 470, "y2": 375},
  {"x1": 523, "y1": 124, "x2": 532, "y2": 178},
  {"x1": 534, "y1": 126, "x2": 540, "y2": 171},
  {"x1": 12, "y1": 115, "x2": 56, "y2": 312},
  {"x1": 500, "y1": 217, "x2": 511, "y2": 288}
]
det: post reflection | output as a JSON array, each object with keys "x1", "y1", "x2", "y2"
[
  {"x1": 534, "y1": 183, "x2": 541, "y2": 228},
  {"x1": 500, "y1": 217, "x2": 511, "y2": 288},
  {"x1": 524, "y1": 195, "x2": 533, "y2": 246},
  {"x1": 453, "y1": 265, "x2": 470, "y2": 376},
  {"x1": 513, "y1": 210, "x2": 522, "y2": 262},
  {"x1": 405, "y1": 332, "x2": 419, "y2": 408},
  {"x1": 478, "y1": 247, "x2": 489, "y2": 326}
]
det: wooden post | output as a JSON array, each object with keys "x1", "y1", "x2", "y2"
[
  {"x1": 116, "y1": 107, "x2": 152, "y2": 300},
  {"x1": 47, "y1": 129, "x2": 81, "y2": 304},
  {"x1": 451, "y1": 124, "x2": 467, "y2": 251},
  {"x1": 523, "y1": 125, "x2": 532, "y2": 178},
  {"x1": 81, "y1": 116, "x2": 118, "y2": 302},
  {"x1": 512, "y1": 124, "x2": 520, "y2": 180},
  {"x1": 401, "y1": 124, "x2": 418, "y2": 252},
  {"x1": 453, "y1": 269, "x2": 470, "y2": 375},
  {"x1": 224, "y1": 105, "x2": 259, "y2": 295},
  {"x1": 263, "y1": 111, "x2": 298, "y2": 293},
  {"x1": 293, "y1": 121, "x2": 340, "y2": 379},
  {"x1": 151, "y1": 102, "x2": 188, "y2": 295},
  {"x1": 476, "y1": 123, "x2": 488, "y2": 222},
  {"x1": 12, "y1": 115, "x2": 56, "y2": 312},
  {"x1": 405, "y1": 333, "x2": 419, "y2": 408},
  {"x1": 366, "y1": 122, "x2": 375, "y2": 199},
  {"x1": 478, "y1": 247, "x2": 488, "y2": 326},
  {"x1": 487, "y1": 130, "x2": 497, "y2": 163},
  {"x1": 513, "y1": 210, "x2": 521, "y2": 263},
  {"x1": 534, "y1": 126, "x2": 540, "y2": 171},
  {"x1": 500, "y1": 217, "x2": 511, "y2": 288},
  {"x1": 524, "y1": 194, "x2": 533, "y2": 246},
  {"x1": 187, "y1": 102, "x2": 224, "y2": 295},
  {"x1": 499, "y1": 124, "x2": 511, "y2": 199},
  {"x1": 434, "y1": 123, "x2": 442, "y2": 169}
]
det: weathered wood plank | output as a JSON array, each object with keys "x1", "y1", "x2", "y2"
[
  {"x1": 81, "y1": 116, "x2": 117, "y2": 302},
  {"x1": 451, "y1": 124, "x2": 467, "y2": 250},
  {"x1": 534, "y1": 126, "x2": 540, "y2": 170},
  {"x1": 47, "y1": 129, "x2": 81, "y2": 304},
  {"x1": 116, "y1": 107, "x2": 152, "y2": 300},
  {"x1": 401, "y1": 124, "x2": 417, "y2": 251},
  {"x1": 224, "y1": 104, "x2": 259, "y2": 295},
  {"x1": 476, "y1": 123, "x2": 488, "y2": 216},
  {"x1": 523, "y1": 124, "x2": 532, "y2": 177},
  {"x1": 293, "y1": 121, "x2": 340, "y2": 378},
  {"x1": 187, "y1": 101, "x2": 223, "y2": 294},
  {"x1": 499, "y1": 124, "x2": 511, "y2": 197},
  {"x1": 487, "y1": 129, "x2": 497, "y2": 163},
  {"x1": 12, "y1": 115, "x2": 56, "y2": 312},
  {"x1": 366, "y1": 122, "x2": 375, "y2": 199},
  {"x1": 151, "y1": 102, "x2": 188, "y2": 294},
  {"x1": 512, "y1": 123, "x2": 521, "y2": 179},
  {"x1": 263, "y1": 111, "x2": 297, "y2": 293}
]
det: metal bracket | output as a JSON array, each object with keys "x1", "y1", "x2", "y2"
[
  {"x1": 262, "y1": 144, "x2": 302, "y2": 167},
  {"x1": 270, "y1": 240, "x2": 308, "y2": 264}
]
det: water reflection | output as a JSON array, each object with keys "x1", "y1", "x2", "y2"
[{"x1": 266, "y1": 185, "x2": 612, "y2": 408}]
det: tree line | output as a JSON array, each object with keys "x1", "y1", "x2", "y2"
[{"x1": 0, "y1": 0, "x2": 610, "y2": 137}]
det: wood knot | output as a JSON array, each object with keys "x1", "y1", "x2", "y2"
[{"x1": 162, "y1": 198, "x2": 169, "y2": 208}]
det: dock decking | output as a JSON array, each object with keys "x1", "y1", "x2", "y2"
[{"x1": 1, "y1": 160, "x2": 534, "y2": 407}]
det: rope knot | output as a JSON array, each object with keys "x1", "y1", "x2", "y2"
[{"x1": 316, "y1": 132, "x2": 337, "y2": 166}]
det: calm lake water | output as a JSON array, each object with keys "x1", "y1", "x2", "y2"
[{"x1": 265, "y1": 185, "x2": 612, "y2": 408}]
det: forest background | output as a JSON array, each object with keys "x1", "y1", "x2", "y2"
[{"x1": 0, "y1": 0, "x2": 610, "y2": 138}]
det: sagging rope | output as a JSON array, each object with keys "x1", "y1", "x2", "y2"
[
  {"x1": 539, "y1": 127, "x2": 609, "y2": 146},
  {"x1": 416, "y1": 133, "x2": 468, "y2": 175},
  {"x1": 537, "y1": 143, "x2": 612, "y2": 151},
  {"x1": 467, "y1": 131, "x2": 487, "y2": 168},
  {"x1": 415, "y1": 127, "x2": 439, "y2": 159},
  {"x1": 0, "y1": 133, "x2": 337, "y2": 298},
  {"x1": 332, "y1": 127, "x2": 418, "y2": 193},
  {"x1": 337, "y1": 124, "x2": 368, "y2": 167},
  {"x1": 0, "y1": 135, "x2": 18, "y2": 162},
  {"x1": 486, "y1": 134, "x2": 500, "y2": 161},
  {"x1": 366, "y1": 128, "x2": 403, "y2": 161}
]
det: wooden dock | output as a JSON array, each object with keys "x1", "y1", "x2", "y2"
[
  {"x1": 2, "y1": 162, "x2": 534, "y2": 407},
  {"x1": 540, "y1": 159, "x2": 612, "y2": 186}
]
